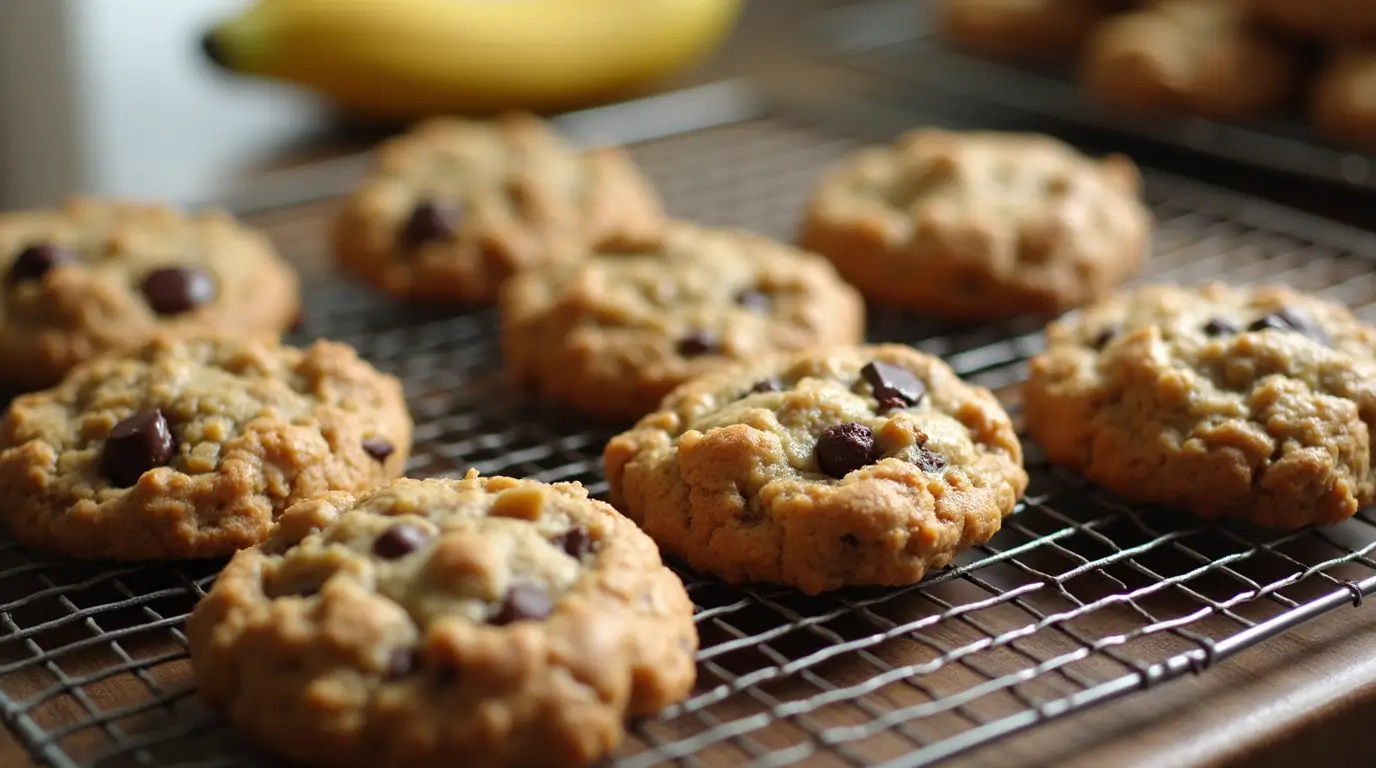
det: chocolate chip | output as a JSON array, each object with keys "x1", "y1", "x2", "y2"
[
  {"x1": 816, "y1": 422, "x2": 877, "y2": 479},
  {"x1": 141, "y1": 267, "x2": 216, "y2": 315},
  {"x1": 1202, "y1": 317, "x2": 1239, "y2": 336},
  {"x1": 362, "y1": 437, "x2": 395, "y2": 462},
  {"x1": 492, "y1": 582, "x2": 554, "y2": 625},
  {"x1": 1090, "y1": 327, "x2": 1117, "y2": 349},
  {"x1": 400, "y1": 199, "x2": 461, "y2": 249},
  {"x1": 914, "y1": 447, "x2": 947, "y2": 473},
  {"x1": 735, "y1": 288, "x2": 772, "y2": 314},
  {"x1": 861, "y1": 361, "x2": 925, "y2": 407},
  {"x1": 7, "y1": 243, "x2": 73, "y2": 285},
  {"x1": 554, "y1": 525, "x2": 593, "y2": 559},
  {"x1": 102, "y1": 409, "x2": 175, "y2": 487},
  {"x1": 749, "y1": 378, "x2": 782, "y2": 394},
  {"x1": 386, "y1": 647, "x2": 420, "y2": 680},
  {"x1": 677, "y1": 331, "x2": 717, "y2": 357},
  {"x1": 1249, "y1": 307, "x2": 1329, "y2": 345},
  {"x1": 373, "y1": 523, "x2": 429, "y2": 559}
]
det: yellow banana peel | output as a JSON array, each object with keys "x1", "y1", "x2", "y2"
[{"x1": 202, "y1": 0, "x2": 743, "y2": 118}]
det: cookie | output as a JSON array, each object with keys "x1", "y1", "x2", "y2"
[
  {"x1": 1248, "y1": 0, "x2": 1376, "y2": 41},
  {"x1": 1310, "y1": 49, "x2": 1376, "y2": 149},
  {"x1": 798, "y1": 129, "x2": 1150, "y2": 319},
  {"x1": 0, "y1": 334, "x2": 412, "y2": 560},
  {"x1": 0, "y1": 197, "x2": 300, "y2": 390},
  {"x1": 1081, "y1": 1, "x2": 1297, "y2": 120},
  {"x1": 334, "y1": 112, "x2": 664, "y2": 304},
  {"x1": 939, "y1": 0, "x2": 1117, "y2": 58},
  {"x1": 1023, "y1": 283, "x2": 1376, "y2": 529},
  {"x1": 604, "y1": 344, "x2": 1027, "y2": 594},
  {"x1": 500, "y1": 223, "x2": 866, "y2": 422},
  {"x1": 187, "y1": 472, "x2": 697, "y2": 768}
]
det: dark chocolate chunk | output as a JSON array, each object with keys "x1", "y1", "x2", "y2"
[
  {"x1": 554, "y1": 525, "x2": 593, "y2": 559},
  {"x1": 492, "y1": 582, "x2": 554, "y2": 625},
  {"x1": 1090, "y1": 327, "x2": 1117, "y2": 349},
  {"x1": 1249, "y1": 307, "x2": 1329, "y2": 345},
  {"x1": 142, "y1": 267, "x2": 216, "y2": 315},
  {"x1": 400, "y1": 199, "x2": 461, "y2": 249},
  {"x1": 362, "y1": 437, "x2": 395, "y2": 462},
  {"x1": 735, "y1": 288, "x2": 772, "y2": 314},
  {"x1": 677, "y1": 331, "x2": 717, "y2": 357},
  {"x1": 373, "y1": 523, "x2": 429, "y2": 559},
  {"x1": 386, "y1": 647, "x2": 420, "y2": 680},
  {"x1": 749, "y1": 378, "x2": 782, "y2": 394},
  {"x1": 7, "y1": 243, "x2": 73, "y2": 285},
  {"x1": 914, "y1": 447, "x2": 947, "y2": 473},
  {"x1": 102, "y1": 409, "x2": 175, "y2": 487},
  {"x1": 1202, "y1": 317, "x2": 1239, "y2": 337},
  {"x1": 861, "y1": 360, "x2": 925, "y2": 407},
  {"x1": 815, "y1": 422, "x2": 877, "y2": 479}
]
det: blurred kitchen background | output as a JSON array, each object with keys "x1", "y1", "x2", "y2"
[{"x1": 1, "y1": 0, "x2": 1374, "y2": 228}]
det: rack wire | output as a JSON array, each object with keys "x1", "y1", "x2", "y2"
[
  {"x1": 808, "y1": 0, "x2": 1376, "y2": 192},
  {"x1": 4, "y1": 113, "x2": 1376, "y2": 768}
]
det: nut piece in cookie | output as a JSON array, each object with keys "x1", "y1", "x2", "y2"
[
  {"x1": 1310, "y1": 49, "x2": 1376, "y2": 149},
  {"x1": 1023, "y1": 283, "x2": 1376, "y2": 529},
  {"x1": 500, "y1": 222, "x2": 866, "y2": 422},
  {"x1": 0, "y1": 334, "x2": 412, "y2": 560},
  {"x1": 799, "y1": 129, "x2": 1150, "y2": 319},
  {"x1": 187, "y1": 472, "x2": 697, "y2": 768},
  {"x1": 0, "y1": 197, "x2": 300, "y2": 390},
  {"x1": 939, "y1": 0, "x2": 1115, "y2": 58},
  {"x1": 1081, "y1": 1, "x2": 1297, "y2": 120},
  {"x1": 604, "y1": 344, "x2": 1027, "y2": 594},
  {"x1": 334, "y1": 112, "x2": 664, "y2": 304}
]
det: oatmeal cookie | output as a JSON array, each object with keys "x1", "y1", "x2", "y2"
[
  {"x1": 501, "y1": 223, "x2": 865, "y2": 422},
  {"x1": 604, "y1": 344, "x2": 1027, "y2": 594},
  {"x1": 1082, "y1": 0, "x2": 1297, "y2": 120},
  {"x1": 187, "y1": 472, "x2": 697, "y2": 768},
  {"x1": 334, "y1": 112, "x2": 664, "y2": 304},
  {"x1": 0, "y1": 197, "x2": 300, "y2": 390},
  {"x1": 0, "y1": 334, "x2": 412, "y2": 560},
  {"x1": 1023, "y1": 283, "x2": 1376, "y2": 529},
  {"x1": 799, "y1": 129, "x2": 1150, "y2": 318}
]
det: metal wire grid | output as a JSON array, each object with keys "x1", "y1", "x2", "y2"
[
  {"x1": 3, "y1": 116, "x2": 1376, "y2": 768},
  {"x1": 808, "y1": 0, "x2": 1376, "y2": 192}
]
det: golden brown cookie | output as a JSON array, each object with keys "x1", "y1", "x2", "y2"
[
  {"x1": 1310, "y1": 49, "x2": 1376, "y2": 148},
  {"x1": 1081, "y1": 0, "x2": 1297, "y2": 120},
  {"x1": 0, "y1": 334, "x2": 412, "y2": 560},
  {"x1": 604, "y1": 344, "x2": 1027, "y2": 595},
  {"x1": 334, "y1": 112, "x2": 664, "y2": 304},
  {"x1": 1023, "y1": 283, "x2": 1376, "y2": 529},
  {"x1": 939, "y1": 0, "x2": 1118, "y2": 58},
  {"x1": 798, "y1": 129, "x2": 1150, "y2": 319},
  {"x1": 0, "y1": 198, "x2": 300, "y2": 390},
  {"x1": 500, "y1": 223, "x2": 865, "y2": 422},
  {"x1": 187, "y1": 472, "x2": 697, "y2": 768}
]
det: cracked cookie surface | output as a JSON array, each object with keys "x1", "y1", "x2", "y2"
[
  {"x1": 1023, "y1": 283, "x2": 1376, "y2": 528},
  {"x1": 0, "y1": 334, "x2": 412, "y2": 560},
  {"x1": 187, "y1": 472, "x2": 697, "y2": 768},
  {"x1": 604, "y1": 344, "x2": 1027, "y2": 594},
  {"x1": 501, "y1": 223, "x2": 865, "y2": 421},
  {"x1": 799, "y1": 129, "x2": 1150, "y2": 318},
  {"x1": 0, "y1": 197, "x2": 300, "y2": 390},
  {"x1": 335, "y1": 112, "x2": 664, "y2": 304}
]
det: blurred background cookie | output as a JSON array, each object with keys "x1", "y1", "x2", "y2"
[
  {"x1": 1248, "y1": 0, "x2": 1376, "y2": 42},
  {"x1": 939, "y1": 0, "x2": 1123, "y2": 59},
  {"x1": 1310, "y1": 49, "x2": 1376, "y2": 148}
]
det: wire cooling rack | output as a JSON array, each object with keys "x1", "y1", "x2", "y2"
[
  {"x1": 807, "y1": 0, "x2": 1376, "y2": 192},
  {"x1": 5, "y1": 112, "x2": 1376, "y2": 768}
]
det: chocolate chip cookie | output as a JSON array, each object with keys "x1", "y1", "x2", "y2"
[
  {"x1": 604, "y1": 344, "x2": 1027, "y2": 594},
  {"x1": 1081, "y1": 1, "x2": 1297, "y2": 120},
  {"x1": 1023, "y1": 283, "x2": 1376, "y2": 529},
  {"x1": 0, "y1": 197, "x2": 300, "y2": 390},
  {"x1": 798, "y1": 129, "x2": 1151, "y2": 319},
  {"x1": 501, "y1": 223, "x2": 866, "y2": 422},
  {"x1": 334, "y1": 112, "x2": 664, "y2": 304},
  {"x1": 939, "y1": 0, "x2": 1117, "y2": 58},
  {"x1": 1310, "y1": 49, "x2": 1376, "y2": 149},
  {"x1": 1248, "y1": 0, "x2": 1376, "y2": 41},
  {"x1": 187, "y1": 472, "x2": 697, "y2": 768},
  {"x1": 0, "y1": 334, "x2": 412, "y2": 560}
]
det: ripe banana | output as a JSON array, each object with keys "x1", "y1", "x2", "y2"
[{"x1": 202, "y1": 0, "x2": 743, "y2": 119}]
